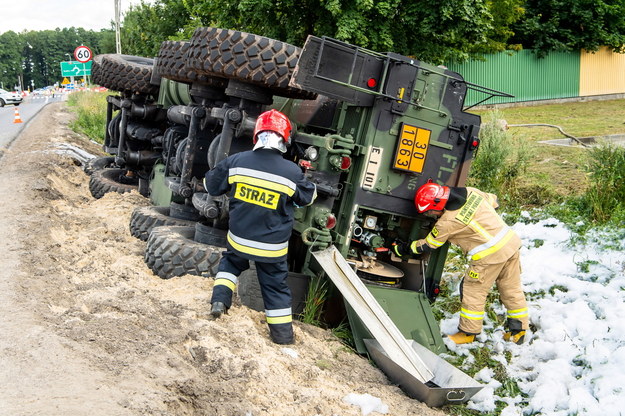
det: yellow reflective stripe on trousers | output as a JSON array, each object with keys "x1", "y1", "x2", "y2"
[
  {"x1": 214, "y1": 278, "x2": 236, "y2": 291},
  {"x1": 266, "y1": 307, "x2": 292, "y2": 324},
  {"x1": 266, "y1": 315, "x2": 293, "y2": 324},
  {"x1": 228, "y1": 231, "x2": 288, "y2": 258},
  {"x1": 460, "y1": 308, "x2": 484, "y2": 320},
  {"x1": 507, "y1": 307, "x2": 529, "y2": 318},
  {"x1": 214, "y1": 271, "x2": 238, "y2": 291},
  {"x1": 468, "y1": 227, "x2": 515, "y2": 261}
]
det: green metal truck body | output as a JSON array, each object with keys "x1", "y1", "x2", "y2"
[{"x1": 94, "y1": 31, "x2": 503, "y2": 356}]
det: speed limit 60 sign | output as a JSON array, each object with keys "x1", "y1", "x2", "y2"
[{"x1": 74, "y1": 45, "x2": 93, "y2": 63}]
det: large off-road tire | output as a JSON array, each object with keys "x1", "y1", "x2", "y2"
[
  {"x1": 144, "y1": 225, "x2": 223, "y2": 279},
  {"x1": 169, "y1": 201, "x2": 202, "y2": 221},
  {"x1": 129, "y1": 206, "x2": 198, "y2": 241},
  {"x1": 155, "y1": 40, "x2": 228, "y2": 88},
  {"x1": 89, "y1": 168, "x2": 139, "y2": 199},
  {"x1": 237, "y1": 265, "x2": 263, "y2": 312},
  {"x1": 106, "y1": 113, "x2": 121, "y2": 152},
  {"x1": 185, "y1": 27, "x2": 316, "y2": 99},
  {"x1": 83, "y1": 156, "x2": 116, "y2": 176},
  {"x1": 92, "y1": 54, "x2": 159, "y2": 95}
]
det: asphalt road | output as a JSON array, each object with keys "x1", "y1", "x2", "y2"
[{"x1": 0, "y1": 94, "x2": 65, "y2": 151}]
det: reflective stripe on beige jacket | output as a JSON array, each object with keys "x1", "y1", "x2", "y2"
[{"x1": 417, "y1": 187, "x2": 520, "y2": 262}]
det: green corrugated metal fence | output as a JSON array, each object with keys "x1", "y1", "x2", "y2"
[{"x1": 446, "y1": 50, "x2": 581, "y2": 107}]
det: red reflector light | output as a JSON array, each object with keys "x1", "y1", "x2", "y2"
[
  {"x1": 470, "y1": 138, "x2": 480, "y2": 150},
  {"x1": 326, "y1": 214, "x2": 336, "y2": 230},
  {"x1": 367, "y1": 78, "x2": 377, "y2": 88},
  {"x1": 434, "y1": 288, "x2": 440, "y2": 294},
  {"x1": 340, "y1": 156, "x2": 351, "y2": 170}
]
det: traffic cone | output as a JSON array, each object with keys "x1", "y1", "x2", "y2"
[{"x1": 13, "y1": 107, "x2": 23, "y2": 124}]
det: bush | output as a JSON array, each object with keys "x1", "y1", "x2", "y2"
[
  {"x1": 467, "y1": 110, "x2": 532, "y2": 210},
  {"x1": 578, "y1": 143, "x2": 625, "y2": 224},
  {"x1": 67, "y1": 91, "x2": 108, "y2": 144}
]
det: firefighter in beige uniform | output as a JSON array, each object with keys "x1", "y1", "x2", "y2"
[{"x1": 393, "y1": 182, "x2": 529, "y2": 344}]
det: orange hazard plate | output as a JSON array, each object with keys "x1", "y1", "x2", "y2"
[{"x1": 393, "y1": 123, "x2": 431, "y2": 174}]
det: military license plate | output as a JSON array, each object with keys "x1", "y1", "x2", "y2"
[{"x1": 393, "y1": 124, "x2": 431, "y2": 173}]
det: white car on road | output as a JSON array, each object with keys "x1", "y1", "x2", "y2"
[{"x1": 0, "y1": 89, "x2": 23, "y2": 107}]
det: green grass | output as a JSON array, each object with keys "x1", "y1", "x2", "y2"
[
  {"x1": 66, "y1": 91, "x2": 108, "y2": 144},
  {"x1": 470, "y1": 99, "x2": 625, "y2": 225},
  {"x1": 483, "y1": 99, "x2": 625, "y2": 140},
  {"x1": 300, "y1": 276, "x2": 328, "y2": 327},
  {"x1": 471, "y1": 98, "x2": 625, "y2": 203}
]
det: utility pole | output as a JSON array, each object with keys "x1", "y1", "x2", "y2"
[{"x1": 115, "y1": 0, "x2": 122, "y2": 54}]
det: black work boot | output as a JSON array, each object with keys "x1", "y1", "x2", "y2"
[
  {"x1": 210, "y1": 302, "x2": 227, "y2": 318},
  {"x1": 269, "y1": 323, "x2": 294, "y2": 345},
  {"x1": 504, "y1": 318, "x2": 526, "y2": 345}
]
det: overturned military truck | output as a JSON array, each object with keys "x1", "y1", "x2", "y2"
[{"x1": 89, "y1": 27, "x2": 509, "y2": 406}]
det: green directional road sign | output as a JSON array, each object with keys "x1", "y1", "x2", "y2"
[{"x1": 60, "y1": 61, "x2": 92, "y2": 77}]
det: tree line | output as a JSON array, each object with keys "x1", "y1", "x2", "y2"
[
  {"x1": 121, "y1": 0, "x2": 625, "y2": 62},
  {"x1": 0, "y1": 28, "x2": 115, "y2": 91},
  {"x1": 2, "y1": 0, "x2": 625, "y2": 91}
]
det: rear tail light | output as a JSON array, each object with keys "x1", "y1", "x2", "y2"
[
  {"x1": 470, "y1": 138, "x2": 480, "y2": 150},
  {"x1": 340, "y1": 156, "x2": 351, "y2": 170},
  {"x1": 325, "y1": 214, "x2": 336, "y2": 229}
]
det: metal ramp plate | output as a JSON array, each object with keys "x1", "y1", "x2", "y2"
[
  {"x1": 312, "y1": 246, "x2": 434, "y2": 383},
  {"x1": 364, "y1": 339, "x2": 483, "y2": 407}
]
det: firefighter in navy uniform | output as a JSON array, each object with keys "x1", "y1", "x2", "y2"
[
  {"x1": 203, "y1": 109, "x2": 317, "y2": 344},
  {"x1": 392, "y1": 182, "x2": 529, "y2": 345}
]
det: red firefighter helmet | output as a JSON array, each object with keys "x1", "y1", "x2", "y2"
[
  {"x1": 253, "y1": 109, "x2": 292, "y2": 153},
  {"x1": 414, "y1": 182, "x2": 450, "y2": 213}
]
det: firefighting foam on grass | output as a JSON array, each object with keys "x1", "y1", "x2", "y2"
[{"x1": 440, "y1": 213, "x2": 625, "y2": 415}]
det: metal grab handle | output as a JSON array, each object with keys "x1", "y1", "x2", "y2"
[
  {"x1": 446, "y1": 390, "x2": 467, "y2": 402},
  {"x1": 301, "y1": 227, "x2": 332, "y2": 247},
  {"x1": 325, "y1": 134, "x2": 355, "y2": 155}
]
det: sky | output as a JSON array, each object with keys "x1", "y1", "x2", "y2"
[
  {"x1": 1, "y1": 0, "x2": 151, "y2": 34},
  {"x1": 343, "y1": 213, "x2": 625, "y2": 415}
]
